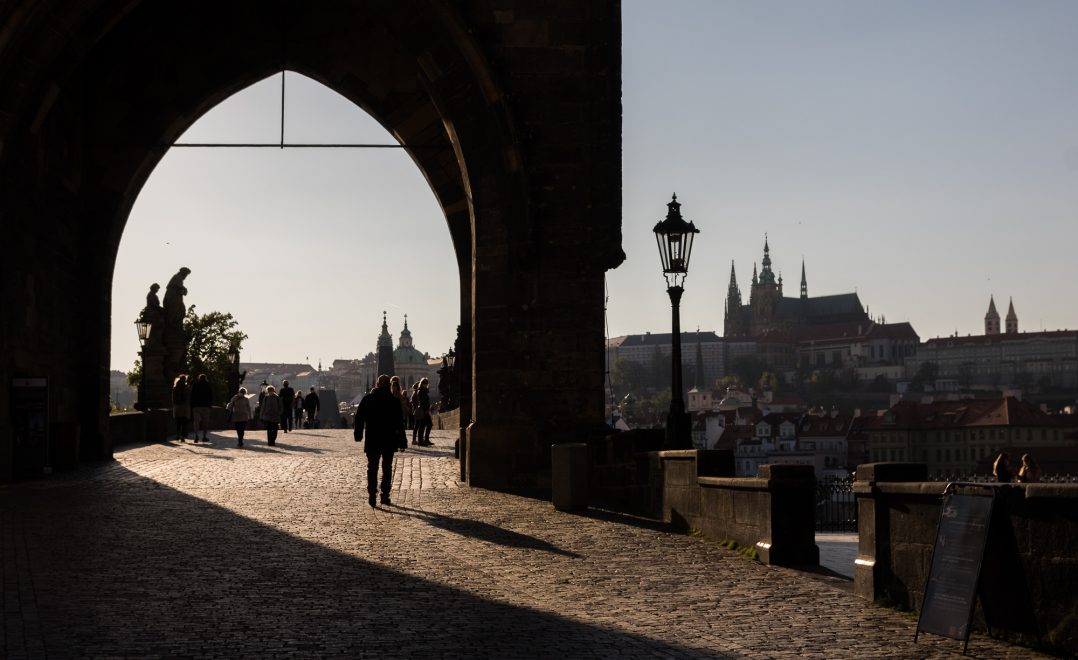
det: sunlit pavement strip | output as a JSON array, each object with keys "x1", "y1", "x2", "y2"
[{"x1": 1, "y1": 429, "x2": 1049, "y2": 659}]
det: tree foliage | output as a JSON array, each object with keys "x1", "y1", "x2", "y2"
[{"x1": 183, "y1": 305, "x2": 247, "y2": 405}]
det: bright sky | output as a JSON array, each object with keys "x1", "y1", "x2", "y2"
[{"x1": 111, "y1": 1, "x2": 1078, "y2": 371}]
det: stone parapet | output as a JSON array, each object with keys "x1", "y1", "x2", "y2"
[
  {"x1": 659, "y1": 453, "x2": 819, "y2": 568},
  {"x1": 854, "y1": 462, "x2": 1078, "y2": 655}
]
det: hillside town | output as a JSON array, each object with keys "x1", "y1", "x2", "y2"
[{"x1": 608, "y1": 239, "x2": 1078, "y2": 478}]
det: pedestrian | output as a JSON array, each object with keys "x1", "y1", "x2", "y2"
[
  {"x1": 261, "y1": 385, "x2": 282, "y2": 446},
  {"x1": 171, "y1": 374, "x2": 191, "y2": 442},
  {"x1": 226, "y1": 387, "x2": 252, "y2": 447},
  {"x1": 993, "y1": 451, "x2": 1012, "y2": 483},
  {"x1": 408, "y1": 382, "x2": 420, "y2": 437},
  {"x1": 303, "y1": 386, "x2": 320, "y2": 429},
  {"x1": 190, "y1": 373, "x2": 213, "y2": 442},
  {"x1": 353, "y1": 374, "x2": 405, "y2": 507},
  {"x1": 415, "y1": 377, "x2": 433, "y2": 446},
  {"x1": 408, "y1": 381, "x2": 419, "y2": 431},
  {"x1": 390, "y1": 376, "x2": 410, "y2": 451},
  {"x1": 279, "y1": 379, "x2": 296, "y2": 433},
  {"x1": 1017, "y1": 453, "x2": 1041, "y2": 483},
  {"x1": 294, "y1": 391, "x2": 305, "y2": 429}
]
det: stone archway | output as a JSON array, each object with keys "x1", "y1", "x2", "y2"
[{"x1": 0, "y1": 0, "x2": 623, "y2": 491}]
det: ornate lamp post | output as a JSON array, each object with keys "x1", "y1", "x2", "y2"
[
  {"x1": 445, "y1": 347, "x2": 457, "y2": 411},
  {"x1": 134, "y1": 317, "x2": 151, "y2": 410},
  {"x1": 653, "y1": 193, "x2": 699, "y2": 449}
]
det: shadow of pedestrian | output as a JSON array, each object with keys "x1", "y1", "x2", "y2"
[
  {"x1": 388, "y1": 504, "x2": 582, "y2": 559},
  {"x1": 1, "y1": 464, "x2": 696, "y2": 658}
]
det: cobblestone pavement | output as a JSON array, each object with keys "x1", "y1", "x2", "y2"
[{"x1": 1, "y1": 429, "x2": 1052, "y2": 659}]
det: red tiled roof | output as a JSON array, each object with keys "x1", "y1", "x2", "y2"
[
  {"x1": 862, "y1": 397, "x2": 1063, "y2": 430},
  {"x1": 799, "y1": 414, "x2": 853, "y2": 436},
  {"x1": 923, "y1": 329, "x2": 1078, "y2": 347}
]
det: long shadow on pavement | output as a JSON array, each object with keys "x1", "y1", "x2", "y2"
[
  {"x1": 1, "y1": 465, "x2": 705, "y2": 659},
  {"x1": 388, "y1": 504, "x2": 582, "y2": 558}
]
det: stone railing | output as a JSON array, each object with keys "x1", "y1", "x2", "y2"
[
  {"x1": 431, "y1": 408, "x2": 460, "y2": 431},
  {"x1": 855, "y1": 462, "x2": 1078, "y2": 655},
  {"x1": 108, "y1": 409, "x2": 174, "y2": 447},
  {"x1": 659, "y1": 451, "x2": 819, "y2": 567}
]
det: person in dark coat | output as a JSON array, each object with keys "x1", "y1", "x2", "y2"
[
  {"x1": 190, "y1": 373, "x2": 213, "y2": 443},
  {"x1": 278, "y1": 380, "x2": 296, "y2": 433},
  {"x1": 303, "y1": 387, "x2": 321, "y2": 428},
  {"x1": 353, "y1": 374, "x2": 404, "y2": 507}
]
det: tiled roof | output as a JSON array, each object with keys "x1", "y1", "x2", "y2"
[
  {"x1": 923, "y1": 330, "x2": 1078, "y2": 347},
  {"x1": 607, "y1": 331, "x2": 722, "y2": 348},
  {"x1": 241, "y1": 363, "x2": 316, "y2": 374},
  {"x1": 862, "y1": 397, "x2": 1063, "y2": 430},
  {"x1": 866, "y1": 322, "x2": 919, "y2": 341},
  {"x1": 799, "y1": 414, "x2": 853, "y2": 436}
]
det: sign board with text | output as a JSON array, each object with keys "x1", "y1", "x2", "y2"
[{"x1": 916, "y1": 491, "x2": 995, "y2": 654}]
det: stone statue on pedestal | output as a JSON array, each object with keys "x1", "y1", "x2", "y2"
[{"x1": 161, "y1": 267, "x2": 191, "y2": 388}]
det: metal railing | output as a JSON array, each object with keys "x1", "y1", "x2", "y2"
[
  {"x1": 928, "y1": 472, "x2": 1077, "y2": 484},
  {"x1": 815, "y1": 475, "x2": 857, "y2": 532}
]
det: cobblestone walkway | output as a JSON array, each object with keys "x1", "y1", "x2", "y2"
[{"x1": 1, "y1": 429, "x2": 1050, "y2": 659}]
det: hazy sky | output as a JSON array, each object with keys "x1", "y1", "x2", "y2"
[{"x1": 112, "y1": 1, "x2": 1078, "y2": 371}]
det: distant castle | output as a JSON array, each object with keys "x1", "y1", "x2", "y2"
[{"x1": 723, "y1": 237, "x2": 870, "y2": 338}]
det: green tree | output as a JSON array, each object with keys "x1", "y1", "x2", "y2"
[
  {"x1": 183, "y1": 305, "x2": 247, "y2": 405},
  {"x1": 610, "y1": 358, "x2": 646, "y2": 395},
  {"x1": 731, "y1": 355, "x2": 768, "y2": 388},
  {"x1": 909, "y1": 361, "x2": 939, "y2": 391}
]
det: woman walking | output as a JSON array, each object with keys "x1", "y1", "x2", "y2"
[
  {"x1": 226, "y1": 387, "x2": 252, "y2": 447},
  {"x1": 415, "y1": 378, "x2": 433, "y2": 446},
  {"x1": 171, "y1": 374, "x2": 191, "y2": 442},
  {"x1": 261, "y1": 385, "x2": 282, "y2": 446}
]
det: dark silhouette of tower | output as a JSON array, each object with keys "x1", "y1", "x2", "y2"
[
  {"x1": 1005, "y1": 298, "x2": 1018, "y2": 334},
  {"x1": 985, "y1": 296, "x2": 1001, "y2": 335},
  {"x1": 377, "y1": 311, "x2": 396, "y2": 377}
]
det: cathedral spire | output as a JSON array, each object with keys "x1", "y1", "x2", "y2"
[
  {"x1": 1005, "y1": 298, "x2": 1018, "y2": 334},
  {"x1": 800, "y1": 259, "x2": 808, "y2": 299},
  {"x1": 985, "y1": 295, "x2": 1000, "y2": 335},
  {"x1": 752, "y1": 262, "x2": 758, "y2": 286},
  {"x1": 758, "y1": 235, "x2": 776, "y2": 285}
]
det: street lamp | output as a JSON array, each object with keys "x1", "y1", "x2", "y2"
[
  {"x1": 445, "y1": 347, "x2": 457, "y2": 411},
  {"x1": 653, "y1": 193, "x2": 699, "y2": 449},
  {"x1": 134, "y1": 317, "x2": 151, "y2": 410}
]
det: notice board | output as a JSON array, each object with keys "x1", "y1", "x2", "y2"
[
  {"x1": 916, "y1": 491, "x2": 995, "y2": 652},
  {"x1": 11, "y1": 377, "x2": 49, "y2": 477}
]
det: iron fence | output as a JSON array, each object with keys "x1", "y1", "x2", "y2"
[
  {"x1": 928, "y1": 472, "x2": 1077, "y2": 484},
  {"x1": 815, "y1": 476, "x2": 857, "y2": 533}
]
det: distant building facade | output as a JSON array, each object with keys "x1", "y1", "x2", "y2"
[
  {"x1": 862, "y1": 397, "x2": 1074, "y2": 476},
  {"x1": 909, "y1": 297, "x2": 1078, "y2": 390}
]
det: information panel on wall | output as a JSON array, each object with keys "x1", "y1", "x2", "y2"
[
  {"x1": 916, "y1": 491, "x2": 995, "y2": 653},
  {"x1": 11, "y1": 377, "x2": 50, "y2": 477}
]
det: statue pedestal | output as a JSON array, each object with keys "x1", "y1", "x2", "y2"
[{"x1": 141, "y1": 345, "x2": 169, "y2": 409}]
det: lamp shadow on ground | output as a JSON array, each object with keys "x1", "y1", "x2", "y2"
[
  {"x1": 1, "y1": 465, "x2": 698, "y2": 658},
  {"x1": 387, "y1": 504, "x2": 582, "y2": 558}
]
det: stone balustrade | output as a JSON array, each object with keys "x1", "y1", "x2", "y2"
[{"x1": 855, "y1": 462, "x2": 1078, "y2": 655}]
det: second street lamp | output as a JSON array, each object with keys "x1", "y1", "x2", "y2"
[{"x1": 653, "y1": 193, "x2": 699, "y2": 449}]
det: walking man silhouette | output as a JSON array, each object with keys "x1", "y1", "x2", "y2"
[{"x1": 353, "y1": 374, "x2": 404, "y2": 507}]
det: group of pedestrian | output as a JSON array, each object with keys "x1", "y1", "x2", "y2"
[
  {"x1": 993, "y1": 451, "x2": 1041, "y2": 483},
  {"x1": 171, "y1": 373, "x2": 213, "y2": 442},
  {"x1": 389, "y1": 377, "x2": 432, "y2": 448},
  {"x1": 222, "y1": 381, "x2": 322, "y2": 448}
]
